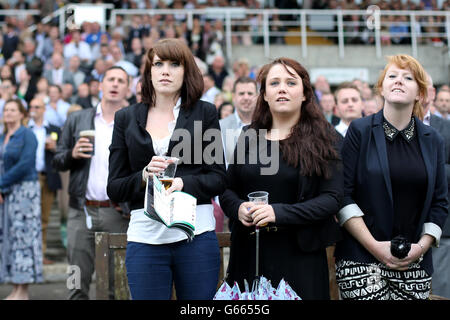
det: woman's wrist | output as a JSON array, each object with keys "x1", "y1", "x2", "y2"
[{"x1": 417, "y1": 242, "x2": 425, "y2": 254}]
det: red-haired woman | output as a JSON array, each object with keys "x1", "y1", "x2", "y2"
[{"x1": 334, "y1": 54, "x2": 448, "y2": 300}]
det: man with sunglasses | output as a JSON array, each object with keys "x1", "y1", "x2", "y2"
[{"x1": 28, "y1": 97, "x2": 62, "y2": 265}]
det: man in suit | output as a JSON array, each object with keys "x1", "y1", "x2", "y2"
[
  {"x1": 28, "y1": 97, "x2": 62, "y2": 265},
  {"x1": 320, "y1": 92, "x2": 340, "y2": 126},
  {"x1": 217, "y1": 76, "x2": 257, "y2": 232},
  {"x1": 23, "y1": 38, "x2": 43, "y2": 81},
  {"x1": 434, "y1": 89, "x2": 450, "y2": 120},
  {"x1": 208, "y1": 55, "x2": 229, "y2": 90},
  {"x1": 313, "y1": 75, "x2": 331, "y2": 103},
  {"x1": 52, "y1": 66, "x2": 130, "y2": 300},
  {"x1": 425, "y1": 75, "x2": 450, "y2": 298},
  {"x1": 2, "y1": 23, "x2": 19, "y2": 61},
  {"x1": 334, "y1": 82, "x2": 364, "y2": 137},
  {"x1": 75, "y1": 80, "x2": 101, "y2": 110},
  {"x1": 43, "y1": 53, "x2": 75, "y2": 88},
  {"x1": 219, "y1": 76, "x2": 258, "y2": 165}
]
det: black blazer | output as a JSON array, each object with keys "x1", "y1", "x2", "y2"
[
  {"x1": 107, "y1": 100, "x2": 227, "y2": 211},
  {"x1": 335, "y1": 110, "x2": 449, "y2": 275},
  {"x1": 219, "y1": 126, "x2": 343, "y2": 253}
]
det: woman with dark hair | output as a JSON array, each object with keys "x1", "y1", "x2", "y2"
[
  {"x1": 0, "y1": 99, "x2": 42, "y2": 299},
  {"x1": 107, "y1": 38, "x2": 226, "y2": 300},
  {"x1": 334, "y1": 54, "x2": 448, "y2": 300},
  {"x1": 217, "y1": 101, "x2": 234, "y2": 120},
  {"x1": 219, "y1": 57, "x2": 343, "y2": 300},
  {"x1": 16, "y1": 67, "x2": 37, "y2": 105}
]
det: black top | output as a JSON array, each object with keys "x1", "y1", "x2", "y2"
[
  {"x1": 219, "y1": 133, "x2": 343, "y2": 299},
  {"x1": 230, "y1": 138, "x2": 300, "y2": 209},
  {"x1": 384, "y1": 117, "x2": 427, "y2": 242}
]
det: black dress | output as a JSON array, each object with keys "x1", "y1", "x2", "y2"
[{"x1": 220, "y1": 132, "x2": 342, "y2": 300}]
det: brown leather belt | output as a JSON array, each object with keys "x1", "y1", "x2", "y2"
[{"x1": 85, "y1": 199, "x2": 111, "y2": 207}]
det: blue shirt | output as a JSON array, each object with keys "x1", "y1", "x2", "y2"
[
  {"x1": 0, "y1": 126, "x2": 38, "y2": 191},
  {"x1": 44, "y1": 99, "x2": 70, "y2": 128}
]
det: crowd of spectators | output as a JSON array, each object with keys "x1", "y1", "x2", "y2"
[
  {"x1": 0, "y1": 0, "x2": 449, "y2": 52},
  {"x1": 0, "y1": 0, "x2": 449, "y2": 301},
  {"x1": 0, "y1": 1, "x2": 448, "y2": 126}
]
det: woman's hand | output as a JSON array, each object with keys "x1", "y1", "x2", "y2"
[
  {"x1": 371, "y1": 241, "x2": 424, "y2": 271},
  {"x1": 0, "y1": 193, "x2": 3, "y2": 204},
  {"x1": 166, "y1": 177, "x2": 183, "y2": 194},
  {"x1": 396, "y1": 243, "x2": 424, "y2": 268},
  {"x1": 249, "y1": 204, "x2": 276, "y2": 227},
  {"x1": 142, "y1": 156, "x2": 168, "y2": 181},
  {"x1": 238, "y1": 202, "x2": 255, "y2": 227}
]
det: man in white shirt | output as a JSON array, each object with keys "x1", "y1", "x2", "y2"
[
  {"x1": 334, "y1": 82, "x2": 364, "y2": 137},
  {"x1": 219, "y1": 76, "x2": 258, "y2": 165},
  {"x1": 201, "y1": 73, "x2": 221, "y2": 105},
  {"x1": 28, "y1": 97, "x2": 62, "y2": 265},
  {"x1": 52, "y1": 66, "x2": 130, "y2": 299},
  {"x1": 43, "y1": 52, "x2": 75, "y2": 88},
  {"x1": 110, "y1": 45, "x2": 138, "y2": 78},
  {"x1": 63, "y1": 29, "x2": 93, "y2": 66},
  {"x1": 44, "y1": 85, "x2": 71, "y2": 128}
]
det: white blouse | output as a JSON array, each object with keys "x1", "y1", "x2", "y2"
[{"x1": 126, "y1": 99, "x2": 216, "y2": 244}]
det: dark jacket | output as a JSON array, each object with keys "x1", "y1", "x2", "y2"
[
  {"x1": 52, "y1": 107, "x2": 96, "y2": 209},
  {"x1": 0, "y1": 126, "x2": 37, "y2": 192},
  {"x1": 75, "y1": 96, "x2": 95, "y2": 109},
  {"x1": 335, "y1": 111, "x2": 449, "y2": 275},
  {"x1": 107, "y1": 100, "x2": 227, "y2": 211},
  {"x1": 430, "y1": 114, "x2": 450, "y2": 236}
]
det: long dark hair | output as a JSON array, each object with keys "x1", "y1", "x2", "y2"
[
  {"x1": 251, "y1": 57, "x2": 339, "y2": 178},
  {"x1": 141, "y1": 38, "x2": 203, "y2": 110}
]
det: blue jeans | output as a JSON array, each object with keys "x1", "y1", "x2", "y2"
[{"x1": 125, "y1": 231, "x2": 220, "y2": 300}]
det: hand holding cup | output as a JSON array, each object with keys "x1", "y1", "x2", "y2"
[
  {"x1": 247, "y1": 191, "x2": 274, "y2": 227},
  {"x1": 72, "y1": 137, "x2": 94, "y2": 159}
]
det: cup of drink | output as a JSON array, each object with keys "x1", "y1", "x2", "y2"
[
  {"x1": 157, "y1": 156, "x2": 179, "y2": 190},
  {"x1": 79, "y1": 130, "x2": 95, "y2": 155},
  {"x1": 248, "y1": 191, "x2": 269, "y2": 205},
  {"x1": 248, "y1": 191, "x2": 269, "y2": 226}
]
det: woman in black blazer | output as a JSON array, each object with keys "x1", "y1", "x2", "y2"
[
  {"x1": 334, "y1": 54, "x2": 448, "y2": 300},
  {"x1": 107, "y1": 39, "x2": 226, "y2": 300},
  {"x1": 219, "y1": 58, "x2": 343, "y2": 300}
]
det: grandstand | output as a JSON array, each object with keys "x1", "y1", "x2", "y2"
[{"x1": 0, "y1": 0, "x2": 449, "y2": 90}]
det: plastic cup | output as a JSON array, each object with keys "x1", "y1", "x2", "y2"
[
  {"x1": 247, "y1": 191, "x2": 269, "y2": 205},
  {"x1": 156, "y1": 156, "x2": 179, "y2": 189}
]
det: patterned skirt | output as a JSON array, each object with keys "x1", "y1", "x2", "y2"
[
  {"x1": 0, "y1": 180, "x2": 43, "y2": 284},
  {"x1": 336, "y1": 260, "x2": 431, "y2": 300}
]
